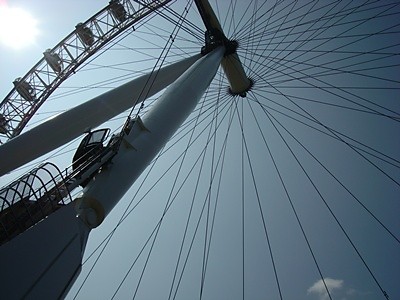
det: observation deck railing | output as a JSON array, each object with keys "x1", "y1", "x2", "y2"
[
  {"x1": 0, "y1": 162, "x2": 72, "y2": 245},
  {"x1": 0, "y1": 136, "x2": 119, "y2": 245}
]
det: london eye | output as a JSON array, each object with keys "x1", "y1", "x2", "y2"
[{"x1": 0, "y1": 1, "x2": 399, "y2": 299}]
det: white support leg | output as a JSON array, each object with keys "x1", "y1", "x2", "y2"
[
  {"x1": 0, "y1": 55, "x2": 201, "y2": 177},
  {"x1": 76, "y1": 47, "x2": 225, "y2": 228}
]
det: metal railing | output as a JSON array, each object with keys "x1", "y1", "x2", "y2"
[
  {"x1": 0, "y1": 134, "x2": 121, "y2": 245},
  {"x1": 0, "y1": 162, "x2": 72, "y2": 245}
]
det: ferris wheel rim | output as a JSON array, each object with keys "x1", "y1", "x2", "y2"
[{"x1": 0, "y1": 0, "x2": 175, "y2": 144}]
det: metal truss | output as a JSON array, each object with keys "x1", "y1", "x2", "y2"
[{"x1": 0, "y1": 0, "x2": 174, "y2": 144}]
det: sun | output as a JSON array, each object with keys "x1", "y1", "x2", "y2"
[{"x1": 0, "y1": 4, "x2": 39, "y2": 49}]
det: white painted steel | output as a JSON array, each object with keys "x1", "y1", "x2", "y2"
[
  {"x1": 0, "y1": 55, "x2": 201, "y2": 177},
  {"x1": 76, "y1": 47, "x2": 225, "y2": 228},
  {"x1": 0, "y1": 202, "x2": 90, "y2": 299}
]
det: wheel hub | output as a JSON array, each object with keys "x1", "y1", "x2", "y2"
[{"x1": 195, "y1": 0, "x2": 252, "y2": 97}]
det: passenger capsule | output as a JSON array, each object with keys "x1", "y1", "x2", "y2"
[
  {"x1": 75, "y1": 23, "x2": 94, "y2": 46},
  {"x1": 13, "y1": 78, "x2": 36, "y2": 102},
  {"x1": 109, "y1": 0, "x2": 127, "y2": 22},
  {"x1": 0, "y1": 114, "x2": 8, "y2": 134},
  {"x1": 43, "y1": 49, "x2": 63, "y2": 74}
]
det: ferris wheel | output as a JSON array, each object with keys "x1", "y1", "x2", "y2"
[{"x1": 0, "y1": 1, "x2": 399, "y2": 299}]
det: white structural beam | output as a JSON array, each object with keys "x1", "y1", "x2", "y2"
[
  {"x1": 0, "y1": 202, "x2": 89, "y2": 299},
  {"x1": 0, "y1": 55, "x2": 200, "y2": 177},
  {"x1": 76, "y1": 47, "x2": 225, "y2": 228}
]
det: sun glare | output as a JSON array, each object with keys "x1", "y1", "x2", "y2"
[{"x1": 0, "y1": 4, "x2": 39, "y2": 49}]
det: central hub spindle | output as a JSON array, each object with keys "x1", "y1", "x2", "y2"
[{"x1": 195, "y1": 0, "x2": 253, "y2": 97}]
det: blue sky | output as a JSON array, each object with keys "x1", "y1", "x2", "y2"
[{"x1": 0, "y1": 1, "x2": 399, "y2": 299}]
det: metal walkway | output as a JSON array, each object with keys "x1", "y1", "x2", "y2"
[{"x1": 0, "y1": 136, "x2": 119, "y2": 245}]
